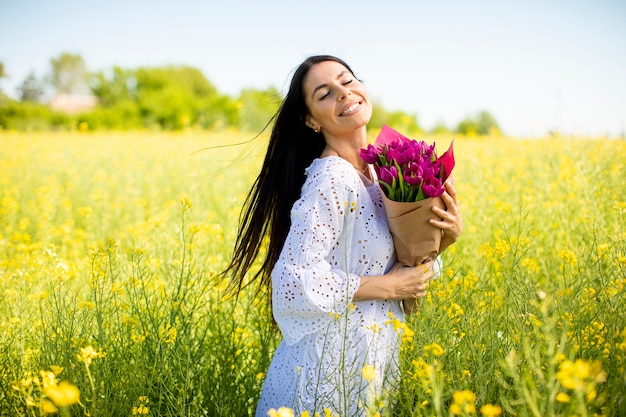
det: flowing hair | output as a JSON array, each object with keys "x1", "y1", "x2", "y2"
[{"x1": 222, "y1": 55, "x2": 357, "y2": 302}]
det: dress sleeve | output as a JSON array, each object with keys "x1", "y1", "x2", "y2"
[{"x1": 271, "y1": 166, "x2": 361, "y2": 345}]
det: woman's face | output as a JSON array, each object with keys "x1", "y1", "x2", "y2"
[{"x1": 302, "y1": 60, "x2": 372, "y2": 137}]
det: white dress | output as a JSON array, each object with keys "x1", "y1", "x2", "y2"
[{"x1": 256, "y1": 156, "x2": 405, "y2": 417}]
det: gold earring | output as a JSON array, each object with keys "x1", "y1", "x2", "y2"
[{"x1": 314, "y1": 127, "x2": 319, "y2": 134}]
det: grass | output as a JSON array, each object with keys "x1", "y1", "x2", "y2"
[{"x1": 0, "y1": 130, "x2": 624, "y2": 416}]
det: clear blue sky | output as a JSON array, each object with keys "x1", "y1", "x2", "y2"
[{"x1": 1, "y1": 0, "x2": 625, "y2": 137}]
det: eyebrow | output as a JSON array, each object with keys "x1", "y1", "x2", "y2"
[{"x1": 311, "y1": 70, "x2": 351, "y2": 98}]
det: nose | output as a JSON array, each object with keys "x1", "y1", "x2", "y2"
[{"x1": 338, "y1": 87, "x2": 351, "y2": 101}]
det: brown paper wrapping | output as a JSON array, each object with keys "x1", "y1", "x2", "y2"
[{"x1": 381, "y1": 193, "x2": 445, "y2": 266}]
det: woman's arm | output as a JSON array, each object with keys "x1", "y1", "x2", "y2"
[{"x1": 354, "y1": 261, "x2": 434, "y2": 301}]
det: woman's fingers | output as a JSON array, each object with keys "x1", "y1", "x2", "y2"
[{"x1": 392, "y1": 263, "x2": 431, "y2": 299}]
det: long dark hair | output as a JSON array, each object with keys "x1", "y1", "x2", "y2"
[{"x1": 222, "y1": 55, "x2": 357, "y2": 300}]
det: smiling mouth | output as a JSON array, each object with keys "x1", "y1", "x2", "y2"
[{"x1": 340, "y1": 101, "x2": 362, "y2": 116}]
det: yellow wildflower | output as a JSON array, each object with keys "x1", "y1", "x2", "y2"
[
  {"x1": 555, "y1": 392, "x2": 571, "y2": 403},
  {"x1": 44, "y1": 381, "x2": 80, "y2": 407},
  {"x1": 362, "y1": 364, "x2": 377, "y2": 382},
  {"x1": 480, "y1": 404, "x2": 502, "y2": 417},
  {"x1": 40, "y1": 399, "x2": 58, "y2": 414},
  {"x1": 450, "y1": 390, "x2": 476, "y2": 415},
  {"x1": 77, "y1": 346, "x2": 98, "y2": 365},
  {"x1": 423, "y1": 343, "x2": 444, "y2": 357},
  {"x1": 267, "y1": 407, "x2": 294, "y2": 417},
  {"x1": 323, "y1": 408, "x2": 336, "y2": 417},
  {"x1": 556, "y1": 359, "x2": 590, "y2": 391}
]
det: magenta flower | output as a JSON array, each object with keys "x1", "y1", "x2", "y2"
[
  {"x1": 379, "y1": 165, "x2": 398, "y2": 185},
  {"x1": 359, "y1": 125, "x2": 455, "y2": 203},
  {"x1": 422, "y1": 176, "x2": 444, "y2": 198},
  {"x1": 360, "y1": 144, "x2": 380, "y2": 164},
  {"x1": 403, "y1": 161, "x2": 423, "y2": 187}
]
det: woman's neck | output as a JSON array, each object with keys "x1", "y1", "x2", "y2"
[{"x1": 322, "y1": 142, "x2": 370, "y2": 179}]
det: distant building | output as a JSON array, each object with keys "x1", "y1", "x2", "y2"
[{"x1": 49, "y1": 94, "x2": 98, "y2": 114}]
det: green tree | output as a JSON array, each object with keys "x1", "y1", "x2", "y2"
[
  {"x1": 0, "y1": 61, "x2": 7, "y2": 98},
  {"x1": 430, "y1": 121, "x2": 451, "y2": 136},
  {"x1": 48, "y1": 52, "x2": 90, "y2": 95},
  {"x1": 456, "y1": 110, "x2": 501, "y2": 136},
  {"x1": 476, "y1": 110, "x2": 501, "y2": 135},
  {"x1": 456, "y1": 117, "x2": 479, "y2": 136},
  {"x1": 91, "y1": 66, "x2": 137, "y2": 107},
  {"x1": 236, "y1": 87, "x2": 281, "y2": 132},
  {"x1": 133, "y1": 65, "x2": 238, "y2": 130},
  {"x1": 368, "y1": 104, "x2": 423, "y2": 136},
  {"x1": 87, "y1": 64, "x2": 244, "y2": 131},
  {"x1": 18, "y1": 71, "x2": 45, "y2": 102}
]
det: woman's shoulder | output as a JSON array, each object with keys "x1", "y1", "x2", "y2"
[
  {"x1": 306, "y1": 156, "x2": 358, "y2": 179},
  {"x1": 303, "y1": 157, "x2": 361, "y2": 191}
]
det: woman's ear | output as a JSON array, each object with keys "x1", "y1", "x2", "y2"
[{"x1": 305, "y1": 115, "x2": 317, "y2": 131}]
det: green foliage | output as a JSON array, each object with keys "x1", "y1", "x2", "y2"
[
  {"x1": 2, "y1": 53, "x2": 505, "y2": 134},
  {"x1": 49, "y1": 52, "x2": 90, "y2": 95},
  {"x1": 429, "y1": 121, "x2": 452, "y2": 136},
  {"x1": 135, "y1": 66, "x2": 215, "y2": 129},
  {"x1": 17, "y1": 71, "x2": 46, "y2": 102},
  {"x1": 236, "y1": 87, "x2": 282, "y2": 132},
  {"x1": 0, "y1": 97, "x2": 71, "y2": 130},
  {"x1": 456, "y1": 110, "x2": 502, "y2": 136},
  {"x1": 89, "y1": 65, "x2": 241, "y2": 131},
  {"x1": 90, "y1": 66, "x2": 137, "y2": 107},
  {"x1": 369, "y1": 103, "x2": 423, "y2": 136}
]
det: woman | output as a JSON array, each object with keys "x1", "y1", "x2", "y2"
[{"x1": 223, "y1": 55, "x2": 463, "y2": 416}]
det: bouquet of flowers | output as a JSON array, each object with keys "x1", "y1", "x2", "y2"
[{"x1": 360, "y1": 125, "x2": 455, "y2": 266}]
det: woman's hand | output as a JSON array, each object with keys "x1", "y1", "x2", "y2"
[
  {"x1": 390, "y1": 261, "x2": 435, "y2": 315},
  {"x1": 385, "y1": 261, "x2": 434, "y2": 300},
  {"x1": 430, "y1": 176, "x2": 463, "y2": 253},
  {"x1": 354, "y1": 261, "x2": 434, "y2": 302}
]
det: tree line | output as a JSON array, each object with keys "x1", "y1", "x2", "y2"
[{"x1": 0, "y1": 53, "x2": 501, "y2": 135}]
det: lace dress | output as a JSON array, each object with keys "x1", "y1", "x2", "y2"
[{"x1": 255, "y1": 156, "x2": 405, "y2": 416}]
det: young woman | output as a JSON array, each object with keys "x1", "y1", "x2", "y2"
[{"x1": 223, "y1": 55, "x2": 463, "y2": 416}]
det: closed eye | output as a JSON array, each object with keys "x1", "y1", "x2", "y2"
[{"x1": 317, "y1": 78, "x2": 354, "y2": 100}]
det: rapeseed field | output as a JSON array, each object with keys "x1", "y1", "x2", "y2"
[{"x1": 1, "y1": 131, "x2": 624, "y2": 416}]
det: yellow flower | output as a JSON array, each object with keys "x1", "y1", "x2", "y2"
[
  {"x1": 161, "y1": 324, "x2": 177, "y2": 344},
  {"x1": 597, "y1": 243, "x2": 610, "y2": 258},
  {"x1": 40, "y1": 399, "x2": 58, "y2": 414},
  {"x1": 556, "y1": 359, "x2": 590, "y2": 391},
  {"x1": 44, "y1": 381, "x2": 80, "y2": 406},
  {"x1": 77, "y1": 346, "x2": 98, "y2": 365},
  {"x1": 423, "y1": 343, "x2": 444, "y2": 357},
  {"x1": 267, "y1": 407, "x2": 294, "y2": 417},
  {"x1": 323, "y1": 409, "x2": 336, "y2": 417},
  {"x1": 451, "y1": 390, "x2": 476, "y2": 415},
  {"x1": 558, "y1": 249, "x2": 578, "y2": 266},
  {"x1": 555, "y1": 392, "x2": 571, "y2": 403},
  {"x1": 362, "y1": 364, "x2": 377, "y2": 382},
  {"x1": 480, "y1": 404, "x2": 502, "y2": 417},
  {"x1": 179, "y1": 195, "x2": 192, "y2": 210},
  {"x1": 50, "y1": 365, "x2": 63, "y2": 375},
  {"x1": 39, "y1": 370, "x2": 57, "y2": 389}
]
